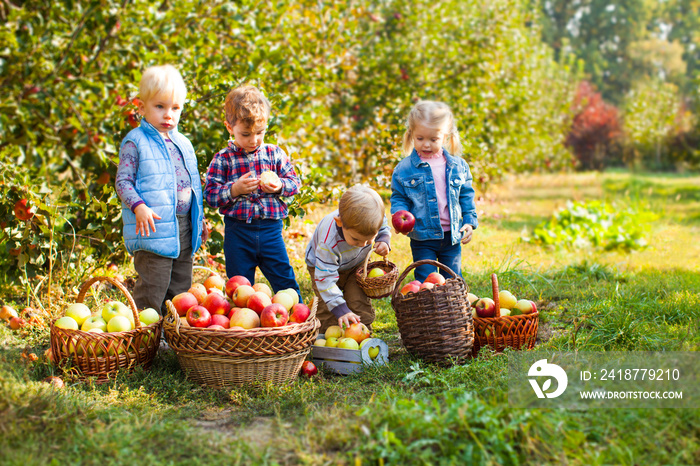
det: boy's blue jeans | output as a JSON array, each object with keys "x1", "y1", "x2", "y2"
[
  {"x1": 409, "y1": 231, "x2": 462, "y2": 283},
  {"x1": 224, "y1": 217, "x2": 301, "y2": 297}
]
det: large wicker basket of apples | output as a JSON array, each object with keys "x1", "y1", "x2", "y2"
[
  {"x1": 163, "y1": 273, "x2": 320, "y2": 387},
  {"x1": 471, "y1": 273, "x2": 539, "y2": 355},
  {"x1": 49, "y1": 276, "x2": 162, "y2": 382}
]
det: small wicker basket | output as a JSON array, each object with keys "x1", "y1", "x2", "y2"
[
  {"x1": 355, "y1": 247, "x2": 399, "y2": 299},
  {"x1": 472, "y1": 274, "x2": 539, "y2": 355},
  {"x1": 163, "y1": 297, "x2": 321, "y2": 387},
  {"x1": 390, "y1": 260, "x2": 474, "y2": 365},
  {"x1": 49, "y1": 276, "x2": 162, "y2": 382}
]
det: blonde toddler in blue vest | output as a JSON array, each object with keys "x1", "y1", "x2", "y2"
[{"x1": 115, "y1": 65, "x2": 208, "y2": 314}]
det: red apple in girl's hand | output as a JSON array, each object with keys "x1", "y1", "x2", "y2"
[{"x1": 392, "y1": 210, "x2": 415, "y2": 234}]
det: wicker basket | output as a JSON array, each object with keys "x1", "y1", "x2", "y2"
[
  {"x1": 49, "y1": 276, "x2": 162, "y2": 382},
  {"x1": 163, "y1": 297, "x2": 321, "y2": 387},
  {"x1": 390, "y1": 260, "x2": 474, "y2": 365},
  {"x1": 472, "y1": 274, "x2": 539, "y2": 355},
  {"x1": 355, "y1": 247, "x2": 399, "y2": 299}
]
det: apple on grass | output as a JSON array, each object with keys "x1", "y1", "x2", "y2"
[
  {"x1": 260, "y1": 303, "x2": 289, "y2": 327},
  {"x1": 64, "y1": 303, "x2": 91, "y2": 326},
  {"x1": 232, "y1": 285, "x2": 255, "y2": 308},
  {"x1": 186, "y1": 305, "x2": 212, "y2": 328},
  {"x1": 289, "y1": 303, "x2": 311, "y2": 323},
  {"x1": 0, "y1": 305, "x2": 18, "y2": 322},
  {"x1": 391, "y1": 210, "x2": 416, "y2": 234},
  {"x1": 367, "y1": 267, "x2": 385, "y2": 278},
  {"x1": 474, "y1": 297, "x2": 496, "y2": 318},
  {"x1": 246, "y1": 291, "x2": 272, "y2": 315},
  {"x1": 225, "y1": 275, "x2": 251, "y2": 299},
  {"x1": 498, "y1": 290, "x2": 517, "y2": 310},
  {"x1": 228, "y1": 308, "x2": 260, "y2": 329},
  {"x1": 172, "y1": 292, "x2": 199, "y2": 317},
  {"x1": 424, "y1": 272, "x2": 446, "y2": 286},
  {"x1": 300, "y1": 360, "x2": 318, "y2": 377},
  {"x1": 82, "y1": 315, "x2": 107, "y2": 332},
  {"x1": 202, "y1": 291, "x2": 232, "y2": 316}
]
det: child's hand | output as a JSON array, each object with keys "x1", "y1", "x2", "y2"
[
  {"x1": 231, "y1": 171, "x2": 259, "y2": 197},
  {"x1": 338, "y1": 312, "x2": 361, "y2": 329},
  {"x1": 374, "y1": 241, "x2": 390, "y2": 256},
  {"x1": 134, "y1": 204, "x2": 161, "y2": 237},
  {"x1": 460, "y1": 224, "x2": 474, "y2": 244}
]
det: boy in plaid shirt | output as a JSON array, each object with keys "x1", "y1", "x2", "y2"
[{"x1": 204, "y1": 85, "x2": 301, "y2": 297}]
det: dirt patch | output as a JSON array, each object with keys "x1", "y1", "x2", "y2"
[{"x1": 191, "y1": 409, "x2": 275, "y2": 448}]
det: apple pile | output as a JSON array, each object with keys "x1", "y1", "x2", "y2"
[
  {"x1": 2, "y1": 304, "x2": 46, "y2": 331},
  {"x1": 170, "y1": 274, "x2": 312, "y2": 330},
  {"x1": 398, "y1": 271, "x2": 447, "y2": 295},
  {"x1": 53, "y1": 301, "x2": 161, "y2": 334},
  {"x1": 469, "y1": 289, "x2": 537, "y2": 319},
  {"x1": 313, "y1": 323, "x2": 380, "y2": 359}
]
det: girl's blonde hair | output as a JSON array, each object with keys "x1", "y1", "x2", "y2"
[
  {"x1": 338, "y1": 185, "x2": 385, "y2": 236},
  {"x1": 402, "y1": 100, "x2": 462, "y2": 156},
  {"x1": 139, "y1": 65, "x2": 187, "y2": 104},
  {"x1": 224, "y1": 85, "x2": 271, "y2": 129}
]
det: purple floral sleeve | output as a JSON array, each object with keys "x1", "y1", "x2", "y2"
[{"x1": 115, "y1": 141, "x2": 144, "y2": 212}]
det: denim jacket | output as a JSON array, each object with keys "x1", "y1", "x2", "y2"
[{"x1": 390, "y1": 148, "x2": 478, "y2": 245}]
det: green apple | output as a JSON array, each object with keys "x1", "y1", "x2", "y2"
[
  {"x1": 337, "y1": 337, "x2": 360, "y2": 350},
  {"x1": 138, "y1": 308, "x2": 160, "y2": 326},
  {"x1": 360, "y1": 338, "x2": 371, "y2": 349},
  {"x1": 114, "y1": 302, "x2": 135, "y2": 326},
  {"x1": 107, "y1": 315, "x2": 132, "y2": 332},
  {"x1": 55, "y1": 316, "x2": 79, "y2": 330},
  {"x1": 279, "y1": 288, "x2": 300, "y2": 307},
  {"x1": 64, "y1": 303, "x2": 91, "y2": 326},
  {"x1": 325, "y1": 337, "x2": 339, "y2": 348},
  {"x1": 500, "y1": 309, "x2": 512, "y2": 317},
  {"x1": 81, "y1": 315, "x2": 107, "y2": 332},
  {"x1": 367, "y1": 267, "x2": 385, "y2": 278},
  {"x1": 101, "y1": 301, "x2": 122, "y2": 323}
]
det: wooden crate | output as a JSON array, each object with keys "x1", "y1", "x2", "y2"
[{"x1": 311, "y1": 334, "x2": 388, "y2": 375}]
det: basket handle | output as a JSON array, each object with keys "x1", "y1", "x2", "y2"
[
  {"x1": 391, "y1": 259, "x2": 462, "y2": 300},
  {"x1": 308, "y1": 296, "x2": 318, "y2": 321},
  {"x1": 491, "y1": 273, "x2": 501, "y2": 318},
  {"x1": 77, "y1": 276, "x2": 141, "y2": 327},
  {"x1": 165, "y1": 300, "x2": 182, "y2": 336}
]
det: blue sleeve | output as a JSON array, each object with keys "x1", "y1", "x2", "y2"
[{"x1": 458, "y1": 161, "x2": 478, "y2": 229}]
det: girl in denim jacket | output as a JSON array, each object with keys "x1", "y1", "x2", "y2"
[{"x1": 390, "y1": 101, "x2": 478, "y2": 282}]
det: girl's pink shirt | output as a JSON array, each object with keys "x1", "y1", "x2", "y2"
[{"x1": 420, "y1": 150, "x2": 451, "y2": 231}]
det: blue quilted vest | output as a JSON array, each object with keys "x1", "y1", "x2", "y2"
[{"x1": 120, "y1": 119, "x2": 203, "y2": 258}]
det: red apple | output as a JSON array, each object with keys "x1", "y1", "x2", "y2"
[
  {"x1": 419, "y1": 282, "x2": 435, "y2": 291},
  {"x1": 186, "y1": 305, "x2": 212, "y2": 328},
  {"x1": 207, "y1": 324, "x2": 225, "y2": 330},
  {"x1": 252, "y1": 282, "x2": 273, "y2": 298},
  {"x1": 229, "y1": 307, "x2": 260, "y2": 329},
  {"x1": 203, "y1": 274, "x2": 226, "y2": 292},
  {"x1": 13, "y1": 199, "x2": 35, "y2": 221},
  {"x1": 188, "y1": 283, "x2": 208, "y2": 304},
  {"x1": 233, "y1": 284, "x2": 255, "y2": 307},
  {"x1": 289, "y1": 303, "x2": 311, "y2": 323},
  {"x1": 474, "y1": 297, "x2": 496, "y2": 318},
  {"x1": 172, "y1": 292, "x2": 199, "y2": 317},
  {"x1": 9, "y1": 316, "x2": 27, "y2": 330},
  {"x1": 201, "y1": 291, "x2": 232, "y2": 316},
  {"x1": 343, "y1": 322, "x2": 370, "y2": 344},
  {"x1": 424, "y1": 272, "x2": 446, "y2": 286},
  {"x1": 227, "y1": 306, "x2": 242, "y2": 320},
  {"x1": 260, "y1": 303, "x2": 289, "y2": 327},
  {"x1": 210, "y1": 314, "x2": 230, "y2": 328},
  {"x1": 225, "y1": 275, "x2": 251, "y2": 298},
  {"x1": 400, "y1": 280, "x2": 421, "y2": 296},
  {"x1": 246, "y1": 291, "x2": 272, "y2": 315},
  {"x1": 300, "y1": 360, "x2": 318, "y2": 377},
  {"x1": 391, "y1": 210, "x2": 415, "y2": 234}
]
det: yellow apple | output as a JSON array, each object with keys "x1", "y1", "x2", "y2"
[
  {"x1": 325, "y1": 325, "x2": 344, "y2": 340},
  {"x1": 271, "y1": 292, "x2": 295, "y2": 312},
  {"x1": 54, "y1": 316, "x2": 79, "y2": 330},
  {"x1": 338, "y1": 338, "x2": 360, "y2": 350},
  {"x1": 82, "y1": 316, "x2": 107, "y2": 332},
  {"x1": 64, "y1": 303, "x2": 91, "y2": 326},
  {"x1": 368, "y1": 346, "x2": 380, "y2": 359},
  {"x1": 107, "y1": 315, "x2": 132, "y2": 332},
  {"x1": 500, "y1": 309, "x2": 512, "y2": 317},
  {"x1": 325, "y1": 337, "x2": 339, "y2": 348},
  {"x1": 279, "y1": 288, "x2": 300, "y2": 307},
  {"x1": 314, "y1": 339, "x2": 327, "y2": 347},
  {"x1": 138, "y1": 308, "x2": 160, "y2": 326},
  {"x1": 498, "y1": 290, "x2": 517, "y2": 310},
  {"x1": 367, "y1": 267, "x2": 385, "y2": 278}
]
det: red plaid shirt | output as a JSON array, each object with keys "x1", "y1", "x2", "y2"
[{"x1": 204, "y1": 141, "x2": 301, "y2": 221}]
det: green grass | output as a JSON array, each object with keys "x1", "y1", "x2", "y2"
[{"x1": 2, "y1": 171, "x2": 700, "y2": 465}]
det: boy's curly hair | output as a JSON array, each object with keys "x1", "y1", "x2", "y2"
[
  {"x1": 224, "y1": 85, "x2": 271, "y2": 129},
  {"x1": 338, "y1": 185, "x2": 385, "y2": 237}
]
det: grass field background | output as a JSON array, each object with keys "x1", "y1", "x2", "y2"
[{"x1": 1, "y1": 171, "x2": 699, "y2": 465}]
